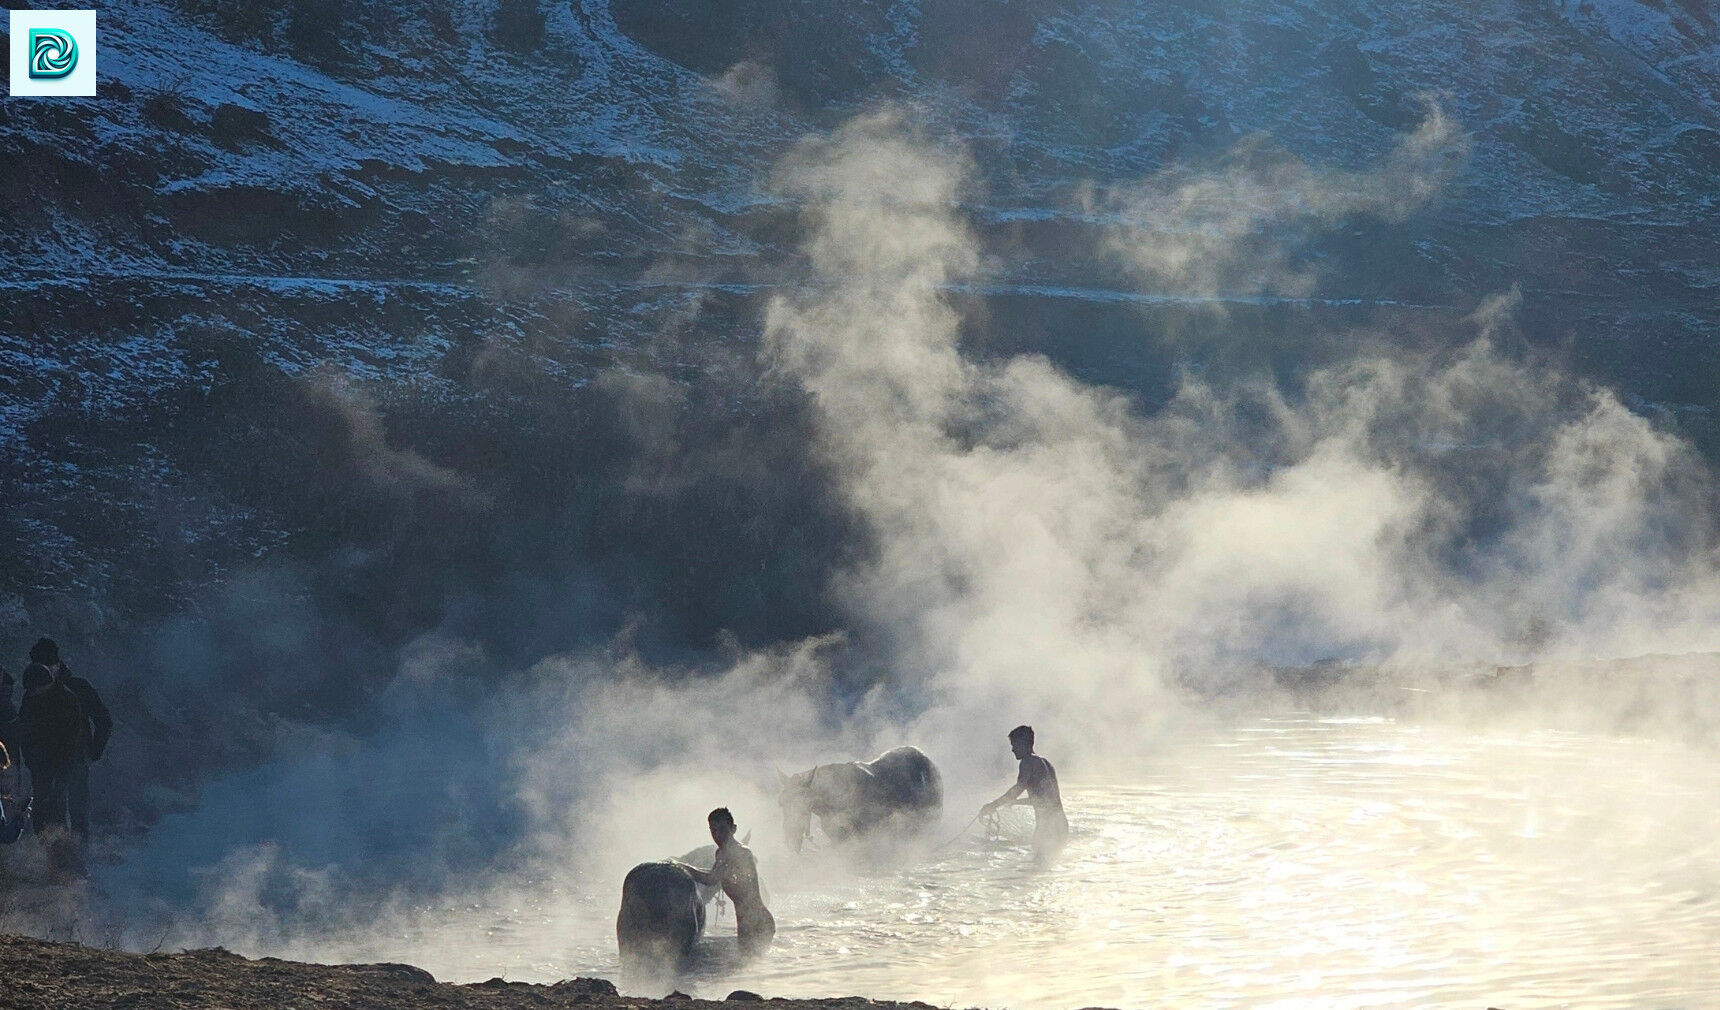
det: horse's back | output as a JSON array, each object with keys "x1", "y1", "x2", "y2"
[{"x1": 865, "y1": 746, "x2": 943, "y2": 813}]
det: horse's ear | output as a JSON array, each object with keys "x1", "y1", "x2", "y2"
[
  {"x1": 775, "y1": 768, "x2": 790, "y2": 790},
  {"x1": 741, "y1": 829, "x2": 752, "y2": 845}
]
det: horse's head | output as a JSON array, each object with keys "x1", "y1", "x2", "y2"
[{"x1": 777, "y1": 768, "x2": 815, "y2": 853}]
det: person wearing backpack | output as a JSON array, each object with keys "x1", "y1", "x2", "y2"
[
  {"x1": 24, "y1": 639, "x2": 111, "y2": 842},
  {"x1": 0, "y1": 738, "x2": 28, "y2": 845},
  {"x1": 0, "y1": 662, "x2": 16, "y2": 825},
  {"x1": 18, "y1": 662, "x2": 83, "y2": 840},
  {"x1": 17, "y1": 652, "x2": 110, "y2": 858}
]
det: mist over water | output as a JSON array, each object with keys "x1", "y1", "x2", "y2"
[
  {"x1": 11, "y1": 105, "x2": 1720, "y2": 1008},
  {"x1": 81, "y1": 719, "x2": 1720, "y2": 1010}
]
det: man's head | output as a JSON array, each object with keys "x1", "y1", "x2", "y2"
[
  {"x1": 707, "y1": 806, "x2": 737, "y2": 845},
  {"x1": 1009, "y1": 724, "x2": 1034, "y2": 759},
  {"x1": 21, "y1": 663, "x2": 55, "y2": 695},
  {"x1": 28, "y1": 638, "x2": 59, "y2": 668}
]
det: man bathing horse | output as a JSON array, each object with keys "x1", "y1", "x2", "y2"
[
  {"x1": 981, "y1": 724, "x2": 1067, "y2": 861},
  {"x1": 777, "y1": 745, "x2": 943, "y2": 852},
  {"x1": 672, "y1": 807, "x2": 775, "y2": 958},
  {"x1": 616, "y1": 734, "x2": 1058, "y2": 973},
  {"x1": 617, "y1": 807, "x2": 776, "y2": 975}
]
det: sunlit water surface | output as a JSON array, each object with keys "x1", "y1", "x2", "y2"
[{"x1": 404, "y1": 717, "x2": 1720, "y2": 1009}]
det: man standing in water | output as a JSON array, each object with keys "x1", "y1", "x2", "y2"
[
  {"x1": 982, "y1": 724, "x2": 1068, "y2": 861},
  {"x1": 675, "y1": 807, "x2": 775, "y2": 957}
]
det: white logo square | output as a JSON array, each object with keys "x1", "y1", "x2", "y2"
[{"x1": 10, "y1": 10, "x2": 98, "y2": 97}]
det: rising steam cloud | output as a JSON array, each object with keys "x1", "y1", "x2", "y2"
[
  {"x1": 29, "y1": 104, "x2": 1720, "y2": 974},
  {"x1": 1085, "y1": 105, "x2": 1468, "y2": 297},
  {"x1": 761, "y1": 107, "x2": 1720, "y2": 766}
]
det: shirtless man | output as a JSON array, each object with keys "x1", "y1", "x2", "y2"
[
  {"x1": 981, "y1": 724, "x2": 1068, "y2": 861},
  {"x1": 675, "y1": 807, "x2": 775, "y2": 957}
]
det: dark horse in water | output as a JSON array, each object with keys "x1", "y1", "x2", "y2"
[
  {"x1": 777, "y1": 746, "x2": 943, "y2": 852},
  {"x1": 616, "y1": 847, "x2": 718, "y2": 976}
]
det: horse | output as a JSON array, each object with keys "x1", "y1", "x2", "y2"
[
  {"x1": 615, "y1": 847, "x2": 719, "y2": 976},
  {"x1": 777, "y1": 745, "x2": 943, "y2": 852}
]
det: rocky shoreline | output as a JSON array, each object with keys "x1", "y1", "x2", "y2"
[{"x1": 0, "y1": 934, "x2": 983, "y2": 1010}]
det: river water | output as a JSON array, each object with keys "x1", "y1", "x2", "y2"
[{"x1": 401, "y1": 716, "x2": 1720, "y2": 1009}]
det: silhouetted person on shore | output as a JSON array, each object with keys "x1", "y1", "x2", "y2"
[
  {"x1": 982, "y1": 724, "x2": 1068, "y2": 862},
  {"x1": 19, "y1": 662, "x2": 83, "y2": 855},
  {"x1": 674, "y1": 807, "x2": 775, "y2": 957},
  {"x1": 18, "y1": 638, "x2": 110, "y2": 851},
  {"x1": 0, "y1": 739, "x2": 27, "y2": 845},
  {"x1": 0, "y1": 660, "x2": 15, "y2": 811}
]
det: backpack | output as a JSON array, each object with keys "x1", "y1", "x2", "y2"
[{"x1": 22, "y1": 681, "x2": 86, "y2": 766}]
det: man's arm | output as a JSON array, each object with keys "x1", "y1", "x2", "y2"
[
  {"x1": 983, "y1": 757, "x2": 1041, "y2": 813},
  {"x1": 982, "y1": 782, "x2": 1025, "y2": 814},
  {"x1": 670, "y1": 851, "x2": 723, "y2": 888}
]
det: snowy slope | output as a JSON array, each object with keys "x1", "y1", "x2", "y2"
[{"x1": 0, "y1": 0, "x2": 1713, "y2": 741}]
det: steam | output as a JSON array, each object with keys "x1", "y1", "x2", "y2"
[
  {"x1": 301, "y1": 372, "x2": 490, "y2": 509},
  {"x1": 712, "y1": 61, "x2": 780, "y2": 109},
  {"x1": 12, "y1": 103, "x2": 1720, "y2": 988},
  {"x1": 758, "y1": 106, "x2": 1720, "y2": 768},
  {"x1": 1085, "y1": 105, "x2": 1467, "y2": 297}
]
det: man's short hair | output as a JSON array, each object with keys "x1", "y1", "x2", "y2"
[
  {"x1": 1008, "y1": 724, "x2": 1034, "y2": 746},
  {"x1": 708, "y1": 807, "x2": 736, "y2": 827}
]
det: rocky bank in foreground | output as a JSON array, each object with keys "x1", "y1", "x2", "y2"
[{"x1": 0, "y1": 934, "x2": 991, "y2": 1010}]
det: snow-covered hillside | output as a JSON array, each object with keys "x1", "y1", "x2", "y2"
[{"x1": 0, "y1": 0, "x2": 1715, "y2": 832}]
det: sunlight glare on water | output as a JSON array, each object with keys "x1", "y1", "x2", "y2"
[{"x1": 414, "y1": 717, "x2": 1720, "y2": 1009}]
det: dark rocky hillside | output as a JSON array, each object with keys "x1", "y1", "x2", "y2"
[{"x1": 0, "y1": 0, "x2": 1716, "y2": 839}]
